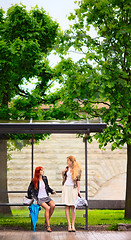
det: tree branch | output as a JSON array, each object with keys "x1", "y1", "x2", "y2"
[
  {"x1": 15, "y1": 84, "x2": 29, "y2": 97},
  {"x1": 77, "y1": 98, "x2": 110, "y2": 107}
]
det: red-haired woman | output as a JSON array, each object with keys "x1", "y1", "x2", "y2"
[
  {"x1": 28, "y1": 166, "x2": 56, "y2": 232},
  {"x1": 62, "y1": 156, "x2": 82, "y2": 232}
]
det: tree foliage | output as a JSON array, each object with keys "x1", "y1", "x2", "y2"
[
  {"x1": 0, "y1": 4, "x2": 59, "y2": 120},
  {"x1": 53, "y1": 0, "x2": 131, "y2": 218},
  {"x1": 0, "y1": 4, "x2": 59, "y2": 215},
  {"x1": 54, "y1": 0, "x2": 131, "y2": 150}
]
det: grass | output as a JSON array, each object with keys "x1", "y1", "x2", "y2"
[{"x1": 0, "y1": 208, "x2": 131, "y2": 230}]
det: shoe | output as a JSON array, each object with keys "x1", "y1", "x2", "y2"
[
  {"x1": 68, "y1": 226, "x2": 72, "y2": 232},
  {"x1": 72, "y1": 226, "x2": 76, "y2": 232},
  {"x1": 47, "y1": 225, "x2": 52, "y2": 232}
]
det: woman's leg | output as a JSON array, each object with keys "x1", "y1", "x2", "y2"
[
  {"x1": 71, "y1": 206, "x2": 76, "y2": 231},
  {"x1": 48, "y1": 200, "x2": 55, "y2": 219},
  {"x1": 41, "y1": 202, "x2": 50, "y2": 228},
  {"x1": 65, "y1": 206, "x2": 71, "y2": 231}
]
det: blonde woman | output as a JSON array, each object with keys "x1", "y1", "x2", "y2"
[{"x1": 62, "y1": 155, "x2": 82, "y2": 232}]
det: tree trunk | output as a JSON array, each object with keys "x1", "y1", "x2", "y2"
[
  {"x1": 0, "y1": 139, "x2": 12, "y2": 215},
  {"x1": 125, "y1": 143, "x2": 131, "y2": 218}
]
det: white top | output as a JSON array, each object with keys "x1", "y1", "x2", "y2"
[
  {"x1": 64, "y1": 168, "x2": 74, "y2": 186},
  {"x1": 38, "y1": 180, "x2": 48, "y2": 198}
]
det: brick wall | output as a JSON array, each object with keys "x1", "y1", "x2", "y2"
[{"x1": 7, "y1": 134, "x2": 127, "y2": 205}]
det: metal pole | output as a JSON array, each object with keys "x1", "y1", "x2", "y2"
[
  {"x1": 85, "y1": 135, "x2": 88, "y2": 230},
  {"x1": 31, "y1": 135, "x2": 34, "y2": 179}
]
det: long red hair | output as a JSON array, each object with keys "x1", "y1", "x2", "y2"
[{"x1": 32, "y1": 166, "x2": 43, "y2": 190}]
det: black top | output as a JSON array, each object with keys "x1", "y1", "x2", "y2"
[{"x1": 27, "y1": 175, "x2": 54, "y2": 199}]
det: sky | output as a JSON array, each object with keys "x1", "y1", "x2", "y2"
[
  {"x1": 1, "y1": 0, "x2": 97, "y2": 63},
  {"x1": 1, "y1": 0, "x2": 81, "y2": 66},
  {"x1": 1, "y1": 0, "x2": 79, "y2": 91},
  {"x1": 0, "y1": 0, "x2": 96, "y2": 92},
  {"x1": 1, "y1": 0, "x2": 81, "y2": 92},
  {"x1": 1, "y1": 0, "x2": 77, "y2": 31}
]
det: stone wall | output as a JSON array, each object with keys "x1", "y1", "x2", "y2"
[{"x1": 7, "y1": 134, "x2": 127, "y2": 205}]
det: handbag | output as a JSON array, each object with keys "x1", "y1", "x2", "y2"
[
  {"x1": 23, "y1": 196, "x2": 34, "y2": 205},
  {"x1": 74, "y1": 197, "x2": 88, "y2": 209}
]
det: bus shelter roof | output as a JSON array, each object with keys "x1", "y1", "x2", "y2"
[{"x1": 0, "y1": 121, "x2": 106, "y2": 134}]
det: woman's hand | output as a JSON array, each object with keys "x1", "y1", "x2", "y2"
[
  {"x1": 53, "y1": 191, "x2": 56, "y2": 195},
  {"x1": 78, "y1": 191, "x2": 81, "y2": 198},
  {"x1": 77, "y1": 181, "x2": 81, "y2": 197}
]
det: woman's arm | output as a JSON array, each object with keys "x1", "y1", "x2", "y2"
[
  {"x1": 62, "y1": 166, "x2": 68, "y2": 177},
  {"x1": 43, "y1": 176, "x2": 56, "y2": 194},
  {"x1": 27, "y1": 181, "x2": 37, "y2": 199},
  {"x1": 77, "y1": 181, "x2": 81, "y2": 197},
  {"x1": 62, "y1": 168, "x2": 67, "y2": 177}
]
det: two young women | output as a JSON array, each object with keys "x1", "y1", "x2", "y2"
[{"x1": 28, "y1": 155, "x2": 82, "y2": 232}]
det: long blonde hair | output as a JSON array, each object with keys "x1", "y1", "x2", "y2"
[{"x1": 67, "y1": 155, "x2": 82, "y2": 180}]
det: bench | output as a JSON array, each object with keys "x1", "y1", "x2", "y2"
[{"x1": 0, "y1": 202, "x2": 87, "y2": 230}]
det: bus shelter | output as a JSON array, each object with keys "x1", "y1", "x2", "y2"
[{"x1": 0, "y1": 121, "x2": 106, "y2": 230}]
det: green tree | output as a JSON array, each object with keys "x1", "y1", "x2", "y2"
[
  {"x1": 0, "y1": 4, "x2": 59, "y2": 214},
  {"x1": 54, "y1": 0, "x2": 131, "y2": 217}
]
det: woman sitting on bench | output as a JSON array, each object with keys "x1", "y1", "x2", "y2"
[{"x1": 28, "y1": 166, "x2": 56, "y2": 232}]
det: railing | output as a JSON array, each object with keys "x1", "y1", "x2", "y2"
[{"x1": 0, "y1": 190, "x2": 86, "y2": 206}]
